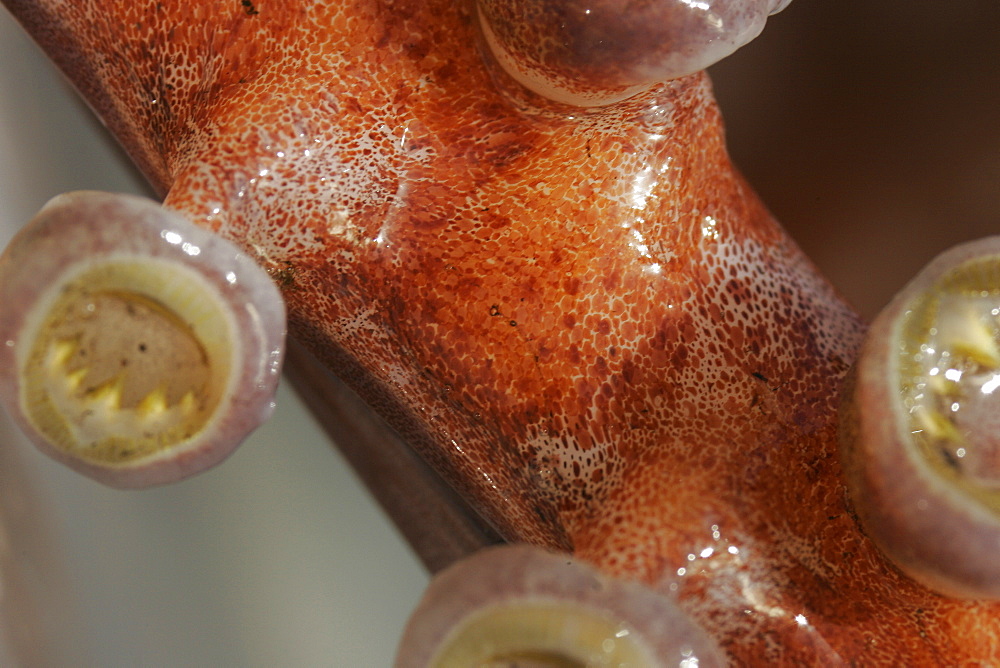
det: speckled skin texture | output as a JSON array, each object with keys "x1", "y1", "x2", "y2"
[{"x1": 4, "y1": 0, "x2": 1000, "y2": 662}]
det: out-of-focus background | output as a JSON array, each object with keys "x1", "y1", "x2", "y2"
[
  {"x1": 710, "y1": 1, "x2": 1000, "y2": 320},
  {"x1": 1, "y1": 1, "x2": 998, "y2": 666}
]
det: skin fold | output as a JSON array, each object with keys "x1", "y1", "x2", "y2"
[{"x1": 2, "y1": 0, "x2": 1000, "y2": 662}]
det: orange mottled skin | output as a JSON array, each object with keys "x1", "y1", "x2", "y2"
[{"x1": 4, "y1": 0, "x2": 999, "y2": 662}]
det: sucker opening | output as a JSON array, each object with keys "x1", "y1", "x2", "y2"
[
  {"x1": 20, "y1": 259, "x2": 234, "y2": 464},
  {"x1": 429, "y1": 603, "x2": 653, "y2": 667},
  {"x1": 898, "y1": 257, "x2": 1000, "y2": 504}
]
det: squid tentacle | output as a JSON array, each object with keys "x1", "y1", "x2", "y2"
[
  {"x1": 478, "y1": 0, "x2": 791, "y2": 106},
  {"x1": 1, "y1": 0, "x2": 1000, "y2": 663}
]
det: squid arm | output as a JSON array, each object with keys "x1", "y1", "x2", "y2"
[{"x1": 2, "y1": 0, "x2": 1000, "y2": 664}]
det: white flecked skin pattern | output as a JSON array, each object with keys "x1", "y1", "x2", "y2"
[{"x1": 4, "y1": 0, "x2": 1000, "y2": 662}]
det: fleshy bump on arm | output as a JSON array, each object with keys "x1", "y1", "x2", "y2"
[{"x1": 477, "y1": 0, "x2": 792, "y2": 105}]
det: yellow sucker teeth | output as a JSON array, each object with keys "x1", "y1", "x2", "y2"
[
  {"x1": 87, "y1": 377, "x2": 124, "y2": 410},
  {"x1": 23, "y1": 275, "x2": 225, "y2": 464},
  {"x1": 137, "y1": 387, "x2": 169, "y2": 417},
  {"x1": 953, "y1": 337, "x2": 1000, "y2": 369},
  {"x1": 0, "y1": 192, "x2": 286, "y2": 483},
  {"x1": 935, "y1": 300, "x2": 1000, "y2": 368},
  {"x1": 928, "y1": 372, "x2": 961, "y2": 397},
  {"x1": 914, "y1": 406, "x2": 965, "y2": 445},
  {"x1": 179, "y1": 391, "x2": 197, "y2": 414},
  {"x1": 64, "y1": 367, "x2": 89, "y2": 391},
  {"x1": 48, "y1": 339, "x2": 76, "y2": 369}
]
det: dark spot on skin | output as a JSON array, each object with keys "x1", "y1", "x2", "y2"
[
  {"x1": 489, "y1": 304, "x2": 502, "y2": 317},
  {"x1": 269, "y1": 261, "x2": 298, "y2": 291},
  {"x1": 241, "y1": 0, "x2": 259, "y2": 16},
  {"x1": 533, "y1": 505, "x2": 548, "y2": 524},
  {"x1": 567, "y1": 346, "x2": 581, "y2": 364},
  {"x1": 752, "y1": 371, "x2": 767, "y2": 382},
  {"x1": 139, "y1": 343, "x2": 148, "y2": 352},
  {"x1": 939, "y1": 445, "x2": 959, "y2": 470},
  {"x1": 509, "y1": 320, "x2": 517, "y2": 327}
]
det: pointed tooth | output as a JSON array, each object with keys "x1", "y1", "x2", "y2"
[
  {"x1": 88, "y1": 377, "x2": 123, "y2": 410},
  {"x1": 936, "y1": 301, "x2": 1000, "y2": 368},
  {"x1": 48, "y1": 339, "x2": 76, "y2": 369},
  {"x1": 953, "y1": 336, "x2": 1000, "y2": 369},
  {"x1": 137, "y1": 387, "x2": 169, "y2": 416},
  {"x1": 914, "y1": 406, "x2": 964, "y2": 444},
  {"x1": 65, "y1": 367, "x2": 89, "y2": 390},
  {"x1": 179, "y1": 391, "x2": 197, "y2": 414},
  {"x1": 927, "y1": 372, "x2": 961, "y2": 397}
]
